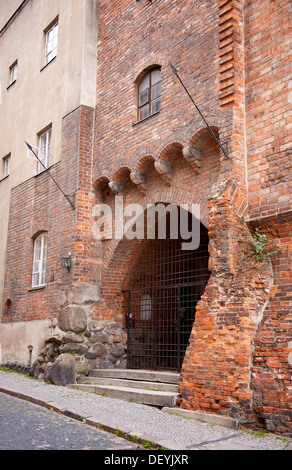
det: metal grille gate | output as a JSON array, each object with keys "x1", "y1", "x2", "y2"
[{"x1": 123, "y1": 223, "x2": 210, "y2": 371}]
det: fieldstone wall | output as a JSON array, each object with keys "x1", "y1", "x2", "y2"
[
  {"x1": 33, "y1": 281, "x2": 127, "y2": 385},
  {"x1": 34, "y1": 316, "x2": 127, "y2": 385}
]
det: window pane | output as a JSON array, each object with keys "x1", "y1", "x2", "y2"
[
  {"x1": 151, "y1": 69, "x2": 161, "y2": 85},
  {"x1": 139, "y1": 89, "x2": 149, "y2": 107},
  {"x1": 139, "y1": 73, "x2": 150, "y2": 92},
  {"x1": 32, "y1": 273, "x2": 39, "y2": 288},
  {"x1": 48, "y1": 28, "x2": 54, "y2": 42},
  {"x1": 151, "y1": 97, "x2": 161, "y2": 114},
  {"x1": 34, "y1": 238, "x2": 42, "y2": 256},
  {"x1": 151, "y1": 81, "x2": 161, "y2": 100},
  {"x1": 46, "y1": 131, "x2": 51, "y2": 168},
  {"x1": 38, "y1": 129, "x2": 51, "y2": 172},
  {"x1": 38, "y1": 148, "x2": 46, "y2": 172},
  {"x1": 45, "y1": 52, "x2": 52, "y2": 64},
  {"x1": 33, "y1": 261, "x2": 39, "y2": 273},
  {"x1": 139, "y1": 104, "x2": 150, "y2": 121}
]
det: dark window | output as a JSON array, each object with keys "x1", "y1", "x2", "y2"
[
  {"x1": 138, "y1": 68, "x2": 161, "y2": 121},
  {"x1": 4, "y1": 299, "x2": 12, "y2": 316}
]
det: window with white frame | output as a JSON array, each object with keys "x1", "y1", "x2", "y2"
[
  {"x1": 45, "y1": 21, "x2": 58, "y2": 65},
  {"x1": 37, "y1": 128, "x2": 51, "y2": 173},
  {"x1": 3, "y1": 154, "x2": 11, "y2": 178},
  {"x1": 9, "y1": 61, "x2": 18, "y2": 84},
  {"x1": 32, "y1": 233, "x2": 48, "y2": 288}
]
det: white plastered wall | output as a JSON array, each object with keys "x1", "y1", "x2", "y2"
[{"x1": 0, "y1": 0, "x2": 97, "y2": 363}]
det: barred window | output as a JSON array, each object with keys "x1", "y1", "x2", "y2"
[{"x1": 140, "y1": 293, "x2": 152, "y2": 321}]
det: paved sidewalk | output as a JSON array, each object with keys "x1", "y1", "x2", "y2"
[{"x1": 0, "y1": 370, "x2": 291, "y2": 451}]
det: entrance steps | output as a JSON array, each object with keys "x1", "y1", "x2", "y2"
[{"x1": 71, "y1": 369, "x2": 180, "y2": 407}]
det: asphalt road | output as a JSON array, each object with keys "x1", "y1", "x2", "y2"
[{"x1": 0, "y1": 392, "x2": 138, "y2": 451}]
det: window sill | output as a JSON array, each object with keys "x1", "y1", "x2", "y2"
[
  {"x1": 28, "y1": 285, "x2": 46, "y2": 292},
  {"x1": 7, "y1": 80, "x2": 16, "y2": 90},
  {"x1": 0, "y1": 175, "x2": 10, "y2": 183},
  {"x1": 132, "y1": 110, "x2": 160, "y2": 127},
  {"x1": 40, "y1": 55, "x2": 57, "y2": 72},
  {"x1": 34, "y1": 166, "x2": 51, "y2": 177}
]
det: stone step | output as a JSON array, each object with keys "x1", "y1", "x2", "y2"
[
  {"x1": 89, "y1": 368, "x2": 180, "y2": 385},
  {"x1": 77, "y1": 376, "x2": 178, "y2": 393},
  {"x1": 71, "y1": 383, "x2": 179, "y2": 407},
  {"x1": 71, "y1": 369, "x2": 180, "y2": 407}
]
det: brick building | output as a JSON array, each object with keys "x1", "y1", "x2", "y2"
[{"x1": 0, "y1": 0, "x2": 291, "y2": 436}]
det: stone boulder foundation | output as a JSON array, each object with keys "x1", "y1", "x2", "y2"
[
  {"x1": 58, "y1": 305, "x2": 87, "y2": 333},
  {"x1": 49, "y1": 354, "x2": 76, "y2": 386}
]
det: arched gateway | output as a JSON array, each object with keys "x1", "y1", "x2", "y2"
[{"x1": 122, "y1": 209, "x2": 210, "y2": 371}]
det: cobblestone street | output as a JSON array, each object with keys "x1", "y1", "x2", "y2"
[{"x1": 0, "y1": 392, "x2": 137, "y2": 450}]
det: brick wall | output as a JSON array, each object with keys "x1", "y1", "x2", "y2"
[
  {"x1": 2, "y1": 105, "x2": 93, "y2": 323},
  {"x1": 243, "y1": 0, "x2": 292, "y2": 435},
  {"x1": 71, "y1": 105, "x2": 100, "y2": 285},
  {"x1": 2, "y1": 164, "x2": 75, "y2": 322},
  {"x1": 249, "y1": 214, "x2": 292, "y2": 435},
  {"x1": 91, "y1": 0, "x2": 291, "y2": 434},
  {"x1": 245, "y1": 0, "x2": 292, "y2": 219},
  {"x1": 93, "y1": 0, "x2": 230, "y2": 181}
]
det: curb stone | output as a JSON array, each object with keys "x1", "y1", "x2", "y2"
[{"x1": 162, "y1": 407, "x2": 240, "y2": 430}]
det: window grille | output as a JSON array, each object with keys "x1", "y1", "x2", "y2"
[{"x1": 124, "y1": 221, "x2": 210, "y2": 370}]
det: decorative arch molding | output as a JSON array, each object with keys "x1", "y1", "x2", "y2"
[
  {"x1": 157, "y1": 141, "x2": 184, "y2": 161},
  {"x1": 112, "y1": 166, "x2": 131, "y2": 183},
  {"x1": 188, "y1": 125, "x2": 220, "y2": 150},
  {"x1": 93, "y1": 124, "x2": 223, "y2": 197},
  {"x1": 133, "y1": 154, "x2": 155, "y2": 173},
  {"x1": 93, "y1": 175, "x2": 110, "y2": 191}
]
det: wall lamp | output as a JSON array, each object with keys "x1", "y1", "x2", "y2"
[{"x1": 61, "y1": 256, "x2": 71, "y2": 272}]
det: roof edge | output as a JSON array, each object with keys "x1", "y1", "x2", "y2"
[{"x1": 0, "y1": 0, "x2": 30, "y2": 38}]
